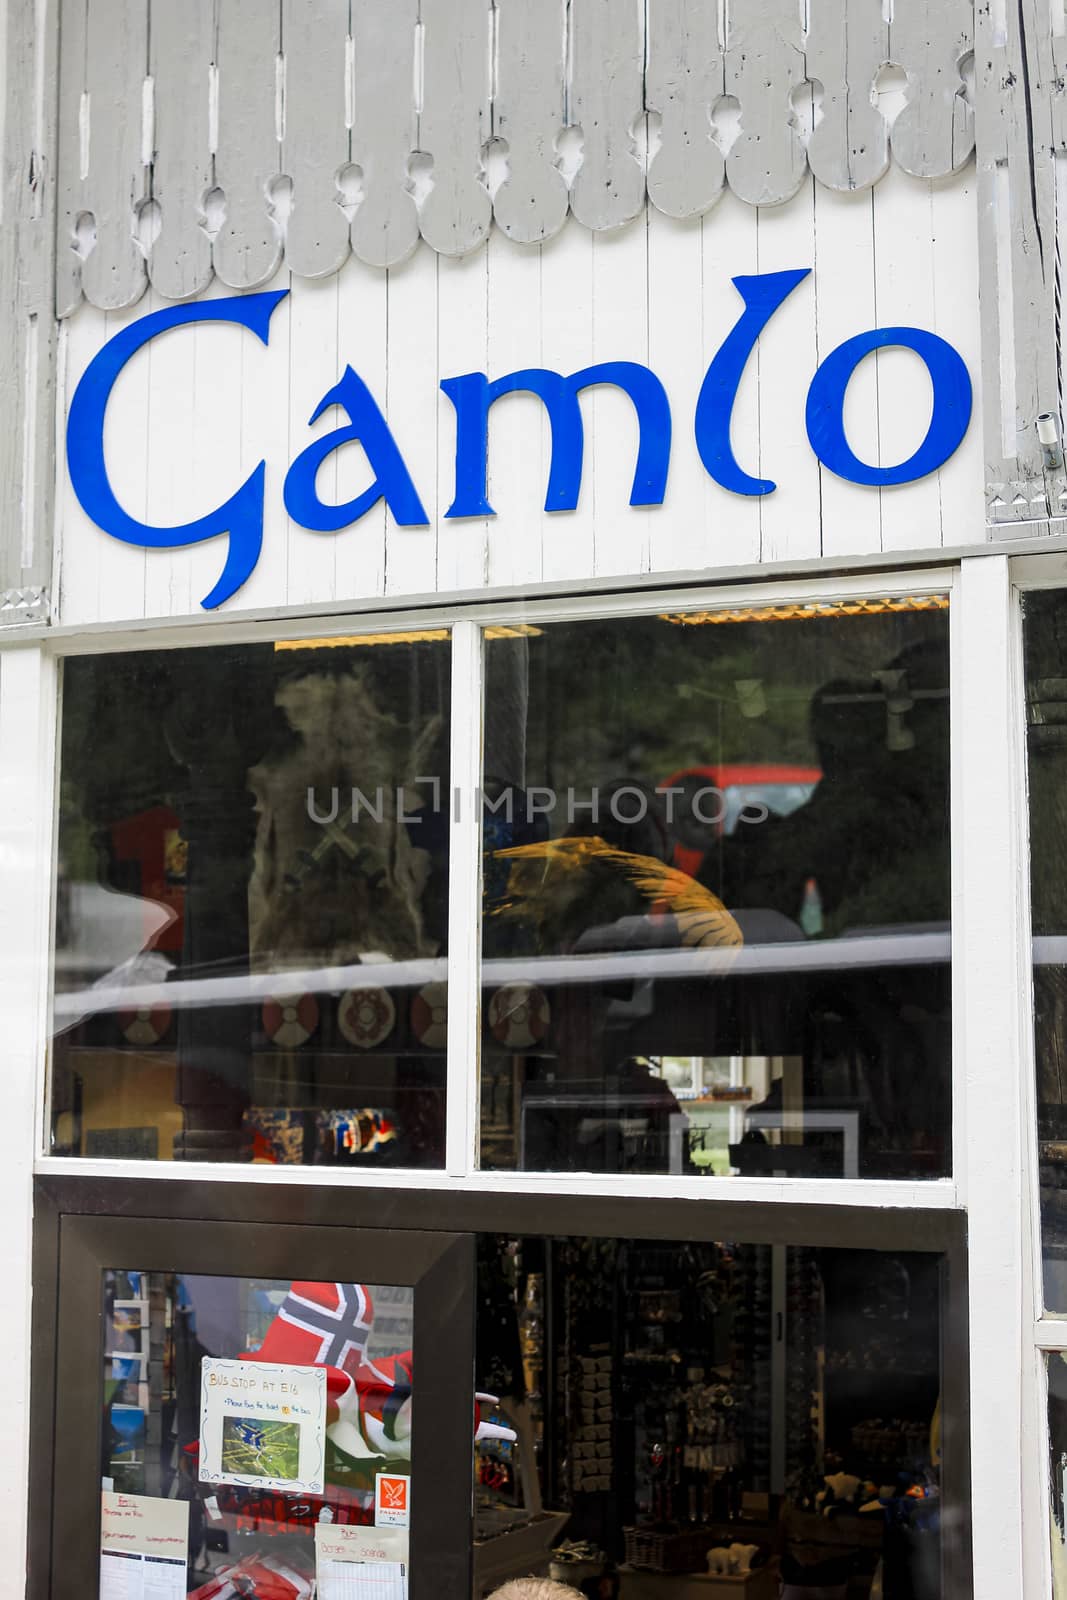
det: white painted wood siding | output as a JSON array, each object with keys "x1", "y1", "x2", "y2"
[{"x1": 54, "y1": 166, "x2": 983, "y2": 627}]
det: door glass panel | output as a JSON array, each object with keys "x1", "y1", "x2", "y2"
[
  {"x1": 1021, "y1": 590, "x2": 1067, "y2": 1311},
  {"x1": 480, "y1": 597, "x2": 952, "y2": 1177},
  {"x1": 1049, "y1": 1354, "x2": 1067, "y2": 1596},
  {"x1": 475, "y1": 1235, "x2": 947, "y2": 1599},
  {"x1": 52, "y1": 633, "x2": 451, "y2": 1167},
  {"x1": 100, "y1": 1270, "x2": 414, "y2": 1597}
]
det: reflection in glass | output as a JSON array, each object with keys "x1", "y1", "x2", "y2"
[
  {"x1": 100, "y1": 1271, "x2": 414, "y2": 1595},
  {"x1": 1023, "y1": 591, "x2": 1067, "y2": 1310},
  {"x1": 481, "y1": 599, "x2": 952, "y2": 1178},
  {"x1": 475, "y1": 1236, "x2": 945, "y2": 1598},
  {"x1": 52, "y1": 635, "x2": 451, "y2": 1166},
  {"x1": 1051, "y1": 1356, "x2": 1067, "y2": 1597}
]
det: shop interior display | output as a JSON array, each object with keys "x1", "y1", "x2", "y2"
[
  {"x1": 51, "y1": 602, "x2": 950, "y2": 1184},
  {"x1": 474, "y1": 1236, "x2": 943, "y2": 1600},
  {"x1": 480, "y1": 604, "x2": 951, "y2": 1183},
  {"x1": 52, "y1": 636, "x2": 453, "y2": 1167}
]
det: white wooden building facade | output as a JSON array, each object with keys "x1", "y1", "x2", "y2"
[{"x1": 2, "y1": 2, "x2": 1066, "y2": 1597}]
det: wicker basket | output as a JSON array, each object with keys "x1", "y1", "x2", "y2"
[{"x1": 623, "y1": 1525, "x2": 718, "y2": 1573}]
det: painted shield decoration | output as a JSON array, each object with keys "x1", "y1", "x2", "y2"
[
  {"x1": 338, "y1": 986, "x2": 396, "y2": 1050},
  {"x1": 119, "y1": 1002, "x2": 172, "y2": 1046},
  {"x1": 410, "y1": 982, "x2": 448, "y2": 1050},
  {"x1": 263, "y1": 993, "x2": 319, "y2": 1048},
  {"x1": 488, "y1": 984, "x2": 550, "y2": 1049}
]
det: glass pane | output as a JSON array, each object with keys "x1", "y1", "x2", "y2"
[
  {"x1": 1050, "y1": 1355, "x2": 1067, "y2": 1597},
  {"x1": 475, "y1": 1235, "x2": 946, "y2": 1599},
  {"x1": 1023, "y1": 590, "x2": 1067, "y2": 1311},
  {"x1": 481, "y1": 598, "x2": 951, "y2": 1178},
  {"x1": 52, "y1": 634, "x2": 451, "y2": 1166},
  {"x1": 100, "y1": 1271, "x2": 414, "y2": 1596}
]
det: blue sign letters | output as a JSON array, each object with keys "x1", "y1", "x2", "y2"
[
  {"x1": 442, "y1": 363, "x2": 672, "y2": 517},
  {"x1": 65, "y1": 273, "x2": 975, "y2": 609},
  {"x1": 66, "y1": 289, "x2": 290, "y2": 609},
  {"x1": 806, "y1": 327, "x2": 973, "y2": 487},
  {"x1": 694, "y1": 269, "x2": 812, "y2": 496},
  {"x1": 284, "y1": 365, "x2": 430, "y2": 532}
]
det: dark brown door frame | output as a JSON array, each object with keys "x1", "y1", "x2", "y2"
[{"x1": 29, "y1": 1175, "x2": 971, "y2": 1599}]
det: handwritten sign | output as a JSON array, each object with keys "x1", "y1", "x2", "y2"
[
  {"x1": 316, "y1": 1524, "x2": 409, "y2": 1600},
  {"x1": 100, "y1": 1493, "x2": 188, "y2": 1600},
  {"x1": 198, "y1": 1358, "x2": 327, "y2": 1494}
]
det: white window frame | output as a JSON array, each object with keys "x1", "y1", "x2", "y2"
[
  {"x1": 1006, "y1": 552, "x2": 1067, "y2": 1600},
  {"x1": 0, "y1": 554, "x2": 1037, "y2": 1600},
  {"x1": 26, "y1": 563, "x2": 962, "y2": 1208}
]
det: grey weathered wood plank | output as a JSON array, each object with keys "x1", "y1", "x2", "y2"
[
  {"x1": 974, "y1": 0, "x2": 1058, "y2": 525},
  {"x1": 725, "y1": 0, "x2": 807, "y2": 207},
  {"x1": 492, "y1": 0, "x2": 569, "y2": 244},
  {"x1": 890, "y1": 0, "x2": 974, "y2": 178},
  {"x1": 81, "y1": 0, "x2": 150, "y2": 310},
  {"x1": 349, "y1": 0, "x2": 420, "y2": 269},
  {"x1": 645, "y1": 0, "x2": 725, "y2": 220},
  {"x1": 806, "y1": 0, "x2": 890, "y2": 193},
  {"x1": 418, "y1": 0, "x2": 493, "y2": 255},
  {"x1": 55, "y1": 0, "x2": 89, "y2": 317},
  {"x1": 281, "y1": 0, "x2": 351, "y2": 279},
  {"x1": 148, "y1": 0, "x2": 213, "y2": 301},
  {"x1": 1, "y1": 0, "x2": 58, "y2": 615},
  {"x1": 569, "y1": 0, "x2": 645, "y2": 231},
  {"x1": 213, "y1": 0, "x2": 283, "y2": 290}
]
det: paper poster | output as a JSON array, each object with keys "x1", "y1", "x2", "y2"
[
  {"x1": 99, "y1": 1492, "x2": 188, "y2": 1600},
  {"x1": 374, "y1": 1473, "x2": 411, "y2": 1528},
  {"x1": 317, "y1": 1561, "x2": 407, "y2": 1600},
  {"x1": 198, "y1": 1357, "x2": 327, "y2": 1494},
  {"x1": 316, "y1": 1524, "x2": 409, "y2": 1600},
  {"x1": 316, "y1": 1524, "x2": 410, "y2": 1566}
]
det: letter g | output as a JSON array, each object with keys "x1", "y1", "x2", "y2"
[{"x1": 66, "y1": 289, "x2": 289, "y2": 609}]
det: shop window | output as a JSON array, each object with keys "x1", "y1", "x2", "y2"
[
  {"x1": 475, "y1": 1235, "x2": 947, "y2": 1598},
  {"x1": 50, "y1": 633, "x2": 452, "y2": 1167},
  {"x1": 1050, "y1": 1355, "x2": 1067, "y2": 1596},
  {"x1": 99, "y1": 1270, "x2": 415, "y2": 1598},
  {"x1": 481, "y1": 599, "x2": 951, "y2": 1178},
  {"x1": 1022, "y1": 590, "x2": 1067, "y2": 1311}
]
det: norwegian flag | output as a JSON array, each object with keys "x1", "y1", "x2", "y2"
[{"x1": 250, "y1": 1282, "x2": 374, "y2": 1377}]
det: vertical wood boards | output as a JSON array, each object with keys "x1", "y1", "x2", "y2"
[
  {"x1": 890, "y1": 0, "x2": 975, "y2": 180},
  {"x1": 567, "y1": 0, "x2": 646, "y2": 231},
  {"x1": 52, "y1": 176, "x2": 981, "y2": 626},
  {"x1": 66, "y1": 0, "x2": 149, "y2": 313},
  {"x1": 55, "y1": 0, "x2": 88, "y2": 320},
  {"x1": 418, "y1": 0, "x2": 493, "y2": 257},
  {"x1": 723, "y1": 0, "x2": 807, "y2": 209},
  {"x1": 975, "y1": 0, "x2": 1064, "y2": 531},
  {"x1": 53, "y1": 0, "x2": 986, "y2": 311},
  {"x1": 213, "y1": 0, "x2": 283, "y2": 289},
  {"x1": 280, "y1": 0, "x2": 350, "y2": 280},
  {"x1": 645, "y1": 0, "x2": 725, "y2": 221},
  {"x1": 148, "y1": 0, "x2": 213, "y2": 303},
  {"x1": 492, "y1": 0, "x2": 569, "y2": 245},
  {"x1": 0, "y1": 0, "x2": 57, "y2": 617},
  {"x1": 805, "y1": 0, "x2": 889, "y2": 193},
  {"x1": 349, "y1": 0, "x2": 420, "y2": 269}
]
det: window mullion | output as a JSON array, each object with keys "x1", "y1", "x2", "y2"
[
  {"x1": 956, "y1": 555, "x2": 1029, "y2": 1600},
  {"x1": 445, "y1": 620, "x2": 484, "y2": 1177}
]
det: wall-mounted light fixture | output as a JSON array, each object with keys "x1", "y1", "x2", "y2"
[{"x1": 1037, "y1": 412, "x2": 1063, "y2": 471}]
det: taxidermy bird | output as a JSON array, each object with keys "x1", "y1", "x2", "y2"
[{"x1": 492, "y1": 836, "x2": 743, "y2": 954}]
